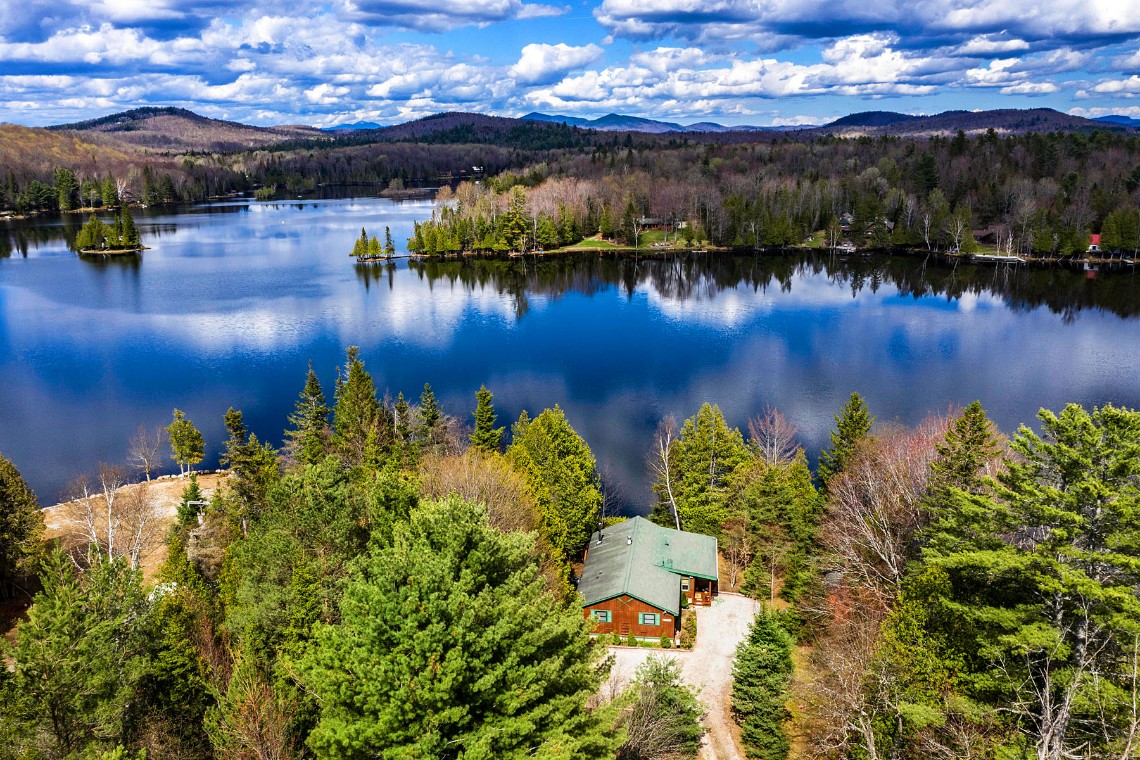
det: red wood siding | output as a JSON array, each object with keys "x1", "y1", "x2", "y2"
[{"x1": 583, "y1": 595, "x2": 677, "y2": 639}]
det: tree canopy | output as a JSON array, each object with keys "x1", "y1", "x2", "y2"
[{"x1": 299, "y1": 498, "x2": 615, "y2": 760}]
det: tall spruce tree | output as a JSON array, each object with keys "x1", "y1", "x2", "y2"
[
  {"x1": 470, "y1": 384, "x2": 503, "y2": 453},
  {"x1": 285, "y1": 362, "x2": 330, "y2": 466},
  {"x1": 0, "y1": 453, "x2": 43, "y2": 600},
  {"x1": 299, "y1": 498, "x2": 616, "y2": 760},
  {"x1": 732, "y1": 610, "x2": 794, "y2": 760},
  {"x1": 506, "y1": 406, "x2": 603, "y2": 557},
  {"x1": 119, "y1": 204, "x2": 139, "y2": 247},
  {"x1": 926, "y1": 400, "x2": 1001, "y2": 498},
  {"x1": 332, "y1": 347, "x2": 382, "y2": 466},
  {"x1": 416, "y1": 383, "x2": 443, "y2": 452},
  {"x1": 817, "y1": 392, "x2": 874, "y2": 493}
]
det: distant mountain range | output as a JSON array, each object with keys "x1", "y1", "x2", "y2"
[
  {"x1": 321, "y1": 121, "x2": 385, "y2": 131},
  {"x1": 34, "y1": 106, "x2": 1140, "y2": 158},
  {"x1": 1094, "y1": 115, "x2": 1140, "y2": 128},
  {"x1": 521, "y1": 112, "x2": 799, "y2": 133}
]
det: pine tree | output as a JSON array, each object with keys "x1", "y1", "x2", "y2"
[
  {"x1": 921, "y1": 403, "x2": 1140, "y2": 759},
  {"x1": 299, "y1": 498, "x2": 617, "y2": 760},
  {"x1": 506, "y1": 406, "x2": 603, "y2": 557},
  {"x1": 0, "y1": 453, "x2": 44, "y2": 600},
  {"x1": 167, "y1": 409, "x2": 205, "y2": 475},
  {"x1": 470, "y1": 385, "x2": 503, "y2": 453},
  {"x1": 383, "y1": 225, "x2": 395, "y2": 256},
  {"x1": 284, "y1": 362, "x2": 330, "y2": 466},
  {"x1": 332, "y1": 346, "x2": 382, "y2": 466},
  {"x1": 221, "y1": 407, "x2": 249, "y2": 469},
  {"x1": 732, "y1": 610, "x2": 794, "y2": 760},
  {"x1": 618, "y1": 656, "x2": 704, "y2": 759},
  {"x1": 817, "y1": 392, "x2": 874, "y2": 493},
  {"x1": 3, "y1": 551, "x2": 151, "y2": 757}
]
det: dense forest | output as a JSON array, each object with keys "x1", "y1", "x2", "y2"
[
  {"x1": 6, "y1": 119, "x2": 1140, "y2": 260},
  {"x1": 1, "y1": 344, "x2": 1138, "y2": 760}
]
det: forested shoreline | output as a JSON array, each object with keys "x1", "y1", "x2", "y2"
[
  {"x1": 1, "y1": 346, "x2": 1138, "y2": 760},
  {"x1": 6, "y1": 124, "x2": 1140, "y2": 262}
]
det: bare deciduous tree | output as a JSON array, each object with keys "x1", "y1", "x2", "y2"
[
  {"x1": 748, "y1": 406, "x2": 800, "y2": 466},
  {"x1": 418, "y1": 451, "x2": 537, "y2": 533},
  {"x1": 821, "y1": 415, "x2": 951, "y2": 609},
  {"x1": 648, "y1": 416, "x2": 681, "y2": 530},
  {"x1": 61, "y1": 463, "x2": 162, "y2": 570},
  {"x1": 720, "y1": 517, "x2": 752, "y2": 592},
  {"x1": 128, "y1": 423, "x2": 166, "y2": 481}
]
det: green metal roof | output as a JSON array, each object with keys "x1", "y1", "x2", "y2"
[{"x1": 577, "y1": 516, "x2": 719, "y2": 616}]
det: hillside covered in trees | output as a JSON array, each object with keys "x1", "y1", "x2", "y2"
[{"x1": 1, "y1": 344, "x2": 1138, "y2": 760}]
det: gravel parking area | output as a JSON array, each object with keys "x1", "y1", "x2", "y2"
[{"x1": 606, "y1": 593, "x2": 760, "y2": 760}]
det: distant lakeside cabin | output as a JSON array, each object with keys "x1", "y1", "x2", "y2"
[{"x1": 578, "y1": 516, "x2": 718, "y2": 641}]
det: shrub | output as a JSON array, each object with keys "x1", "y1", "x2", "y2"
[
  {"x1": 660, "y1": 636, "x2": 673, "y2": 649},
  {"x1": 679, "y1": 611, "x2": 697, "y2": 649},
  {"x1": 626, "y1": 632, "x2": 637, "y2": 648}
]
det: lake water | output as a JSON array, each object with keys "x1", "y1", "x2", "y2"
[{"x1": 3, "y1": 196, "x2": 1140, "y2": 508}]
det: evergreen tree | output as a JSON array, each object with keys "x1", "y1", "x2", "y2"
[
  {"x1": 926, "y1": 400, "x2": 1001, "y2": 500},
  {"x1": 75, "y1": 213, "x2": 109, "y2": 251},
  {"x1": 53, "y1": 167, "x2": 79, "y2": 212},
  {"x1": 299, "y1": 498, "x2": 616, "y2": 760},
  {"x1": 0, "y1": 453, "x2": 43, "y2": 600},
  {"x1": 119, "y1": 204, "x2": 139, "y2": 247},
  {"x1": 817, "y1": 392, "x2": 874, "y2": 493},
  {"x1": 470, "y1": 384, "x2": 503, "y2": 453},
  {"x1": 506, "y1": 406, "x2": 603, "y2": 557},
  {"x1": 732, "y1": 610, "x2": 794, "y2": 760},
  {"x1": 652, "y1": 403, "x2": 749, "y2": 536},
  {"x1": 167, "y1": 409, "x2": 205, "y2": 475},
  {"x1": 740, "y1": 454, "x2": 823, "y2": 605},
  {"x1": 921, "y1": 404, "x2": 1140, "y2": 759},
  {"x1": 383, "y1": 225, "x2": 395, "y2": 256},
  {"x1": 416, "y1": 382, "x2": 443, "y2": 452},
  {"x1": 221, "y1": 407, "x2": 249, "y2": 469},
  {"x1": 100, "y1": 174, "x2": 118, "y2": 207},
  {"x1": 175, "y1": 473, "x2": 204, "y2": 531},
  {"x1": 3, "y1": 551, "x2": 152, "y2": 757},
  {"x1": 332, "y1": 346, "x2": 382, "y2": 467},
  {"x1": 284, "y1": 362, "x2": 330, "y2": 466}
]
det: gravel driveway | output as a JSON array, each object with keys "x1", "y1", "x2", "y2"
[{"x1": 606, "y1": 593, "x2": 760, "y2": 760}]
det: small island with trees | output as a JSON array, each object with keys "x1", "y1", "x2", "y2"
[
  {"x1": 350, "y1": 226, "x2": 396, "y2": 261},
  {"x1": 74, "y1": 204, "x2": 144, "y2": 254}
]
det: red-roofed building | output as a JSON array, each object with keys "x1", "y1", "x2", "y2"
[{"x1": 1088, "y1": 233, "x2": 1101, "y2": 253}]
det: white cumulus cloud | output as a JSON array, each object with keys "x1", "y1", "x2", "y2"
[{"x1": 511, "y1": 43, "x2": 604, "y2": 85}]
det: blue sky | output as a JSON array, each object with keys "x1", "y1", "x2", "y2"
[{"x1": 2, "y1": 0, "x2": 1139, "y2": 127}]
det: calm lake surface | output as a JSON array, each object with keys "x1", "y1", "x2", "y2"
[{"x1": 3, "y1": 196, "x2": 1140, "y2": 508}]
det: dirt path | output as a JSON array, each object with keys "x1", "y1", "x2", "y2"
[{"x1": 606, "y1": 593, "x2": 760, "y2": 759}]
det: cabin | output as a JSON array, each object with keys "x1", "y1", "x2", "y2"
[
  {"x1": 1088, "y1": 233, "x2": 1101, "y2": 253},
  {"x1": 578, "y1": 516, "x2": 718, "y2": 641}
]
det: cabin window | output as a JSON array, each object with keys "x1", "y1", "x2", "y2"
[
  {"x1": 639, "y1": 612, "x2": 660, "y2": 626},
  {"x1": 591, "y1": 610, "x2": 611, "y2": 623},
  {"x1": 681, "y1": 580, "x2": 690, "y2": 591}
]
